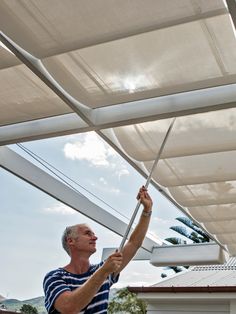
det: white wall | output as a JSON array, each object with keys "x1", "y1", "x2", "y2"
[
  {"x1": 147, "y1": 301, "x2": 229, "y2": 314},
  {"x1": 230, "y1": 300, "x2": 236, "y2": 314}
]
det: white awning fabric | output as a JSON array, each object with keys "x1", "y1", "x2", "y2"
[
  {"x1": 1, "y1": 0, "x2": 236, "y2": 256},
  {"x1": 106, "y1": 107, "x2": 236, "y2": 255},
  {"x1": 1, "y1": 0, "x2": 234, "y2": 122}
]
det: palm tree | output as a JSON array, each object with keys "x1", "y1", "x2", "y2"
[
  {"x1": 165, "y1": 237, "x2": 186, "y2": 245},
  {"x1": 175, "y1": 217, "x2": 210, "y2": 242},
  {"x1": 170, "y1": 226, "x2": 205, "y2": 243},
  {"x1": 170, "y1": 215, "x2": 210, "y2": 243},
  {"x1": 161, "y1": 216, "x2": 210, "y2": 277}
]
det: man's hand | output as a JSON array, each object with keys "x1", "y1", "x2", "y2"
[
  {"x1": 103, "y1": 251, "x2": 123, "y2": 274},
  {"x1": 137, "y1": 186, "x2": 153, "y2": 211},
  {"x1": 54, "y1": 251, "x2": 123, "y2": 314}
]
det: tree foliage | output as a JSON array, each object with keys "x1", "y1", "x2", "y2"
[
  {"x1": 169, "y1": 218, "x2": 211, "y2": 246},
  {"x1": 20, "y1": 304, "x2": 38, "y2": 314},
  {"x1": 108, "y1": 288, "x2": 146, "y2": 314},
  {"x1": 162, "y1": 216, "x2": 211, "y2": 277},
  {"x1": 176, "y1": 217, "x2": 210, "y2": 242},
  {"x1": 165, "y1": 237, "x2": 186, "y2": 245}
]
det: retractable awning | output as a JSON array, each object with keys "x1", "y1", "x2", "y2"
[{"x1": 1, "y1": 0, "x2": 236, "y2": 258}]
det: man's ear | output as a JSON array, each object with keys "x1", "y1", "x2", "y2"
[{"x1": 67, "y1": 237, "x2": 74, "y2": 245}]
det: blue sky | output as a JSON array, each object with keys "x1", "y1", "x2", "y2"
[{"x1": 0, "y1": 131, "x2": 182, "y2": 300}]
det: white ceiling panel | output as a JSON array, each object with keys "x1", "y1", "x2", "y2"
[
  {"x1": 0, "y1": 0, "x2": 234, "y2": 110},
  {"x1": 41, "y1": 13, "x2": 236, "y2": 107},
  {"x1": 189, "y1": 204, "x2": 236, "y2": 222},
  {"x1": 106, "y1": 106, "x2": 236, "y2": 256},
  {"x1": 0, "y1": 64, "x2": 72, "y2": 126},
  {"x1": 144, "y1": 151, "x2": 236, "y2": 187},
  {"x1": 216, "y1": 233, "x2": 236, "y2": 244},
  {"x1": 203, "y1": 220, "x2": 236, "y2": 235},
  {"x1": 0, "y1": 0, "x2": 227, "y2": 59},
  {"x1": 0, "y1": 43, "x2": 20, "y2": 69},
  {"x1": 113, "y1": 108, "x2": 236, "y2": 161},
  {"x1": 226, "y1": 244, "x2": 236, "y2": 255},
  {"x1": 169, "y1": 181, "x2": 236, "y2": 206}
]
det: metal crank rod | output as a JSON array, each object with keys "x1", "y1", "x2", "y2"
[{"x1": 119, "y1": 117, "x2": 176, "y2": 251}]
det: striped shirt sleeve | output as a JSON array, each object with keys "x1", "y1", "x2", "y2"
[{"x1": 43, "y1": 270, "x2": 71, "y2": 313}]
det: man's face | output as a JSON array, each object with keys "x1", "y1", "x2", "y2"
[{"x1": 71, "y1": 224, "x2": 98, "y2": 255}]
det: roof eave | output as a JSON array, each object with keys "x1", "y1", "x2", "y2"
[{"x1": 128, "y1": 286, "x2": 236, "y2": 293}]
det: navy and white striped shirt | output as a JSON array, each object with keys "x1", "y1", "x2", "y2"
[{"x1": 43, "y1": 262, "x2": 119, "y2": 314}]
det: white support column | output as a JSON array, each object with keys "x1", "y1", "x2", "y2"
[{"x1": 0, "y1": 146, "x2": 161, "y2": 253}]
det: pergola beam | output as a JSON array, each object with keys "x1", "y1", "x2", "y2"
[
  {"x1": 1, "y1": 30, "x2": 236, "y2": 147},
  {"x1": 0, "y1": 113, "x2": 90, "y2": 146},
  {"x1": 1, "y1": 82, "x2": 236, "y2": 146},
  {"x1": 91, "y1": 83, "x2": 236, "y2": 128},
  {"x1": 0, "y1": 146, "x2": 161, "y2": 253}
]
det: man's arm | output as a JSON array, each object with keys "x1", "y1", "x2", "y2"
[
  {"x1": 114, "y1": 186, "x2": 153, "y2": 276},
  {"x1": 54, "y1": 252, "x2": 122, "y2": 314}
]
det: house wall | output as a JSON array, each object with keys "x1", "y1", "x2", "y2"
[
  {"x1": 230, "y1": 300, "x2": 236, "y2": 314},
  {"x1": 146, "y1": 301, "x2": 229, "y2": 314}
]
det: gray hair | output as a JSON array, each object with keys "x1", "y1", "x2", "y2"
[{"x1": 62, "y1": 224, "x2": 79, "y2": 256}]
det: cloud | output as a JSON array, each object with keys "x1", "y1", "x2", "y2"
[
  {"x1": 110, "y1": 188, "x2": 120, "y2": 195},
  {"x1": 115, "y1": 168, "x2": 130, "y2": 180},
  {"x1": 146, "y1": 230, "x2": 163, "y2": 244},
  {"x1": 63, "y1": 132, "x2": 116, "y2": 167},
  {"x1": 43, "y1": 204, "x2": 76, "y2": 215},
  {"x1": 153, "y1": 217, "x2": 171, "y2": 224},
  {"x1": 91, "y1": 182, "x2": 120, "y2": 195},
  {"x1": 63, "y1": 133, "x2": 130, "y2": 182},
  {"x1": 99, "y1": 177, "x2": 107, "y2": 185}
]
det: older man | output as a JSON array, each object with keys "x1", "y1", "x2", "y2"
[{"x1": 43, "y1": 186, "x2": 153, "y2": 314}]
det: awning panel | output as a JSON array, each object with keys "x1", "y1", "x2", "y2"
[
  {"x1": 189, "y1": 204, "x2": 236, "y2": 222},
  {"x1": 0, "y1": 0, "x2": 227, "y2": 59},
  {"x1": 107, "y1": 106, "x2": 236, "y2": 255},
  {"x1": 144, "y1": 151, "x2": 236, "y2": 187},
  {"x1": 0, "y1": 64, "x2": 72, "y2": 126},
  {"x1": 114, "y1": 108, "x2": 236, "y2": 161},
  {"x1": 41, "y1": 13, "x2": 236, "y2": 107},
  {"x1": 169, "y1": 181, "x2": 236, "y2": 206}
]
